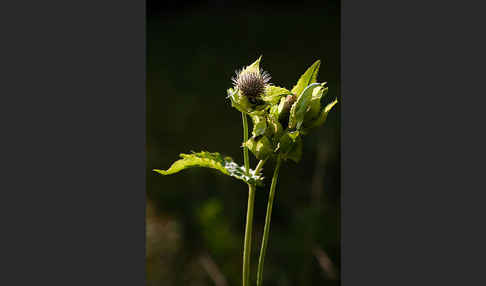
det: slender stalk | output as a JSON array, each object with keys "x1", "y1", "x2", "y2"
[
  {"x1": 241, "y1": 112, "x2": 251, "y2": 286},
  {"x1": 254, "y1": 159, "x2": 266, "y2": 175},
  {"x1": 242, "y1": 112, "x2": 267, "y2": 286},
  {"x1": 242, "y1": 112, "x2": 250, "y2": 172},
  {"x1": 256, "y1": 155, "x2": 282, "y2": 286},
  {"x1": 242, "y1": 183, "x2": 255, "y2": 286},
  {"x1": 242, "y1": 159, "x2": 266, "y2": 286}
]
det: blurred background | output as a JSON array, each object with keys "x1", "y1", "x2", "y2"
[{"x1": 147, "y1": 0, "x2": 340, "y2": 285}]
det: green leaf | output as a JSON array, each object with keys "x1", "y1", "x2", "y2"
[
  {"x1": 267, "y1": 116, "x2": 283, "y2": 138},
  {"x1": 305, "y1": 84, "x2": 329, "y2": 124},
  {"x1": 305, "y1": 98, "x2": 338, "y2": 131},
  {"x1": 269, "y1": 104, "x2": 279, "y2": 122},
  {"x1": 285, "y1": 138, "x2": 303, "y2": 163},
  {"x1": 227, "y1": 88, "x2": 244, "y2": 111},
  {"x1": 262, "y1": 85, "x2": 290, "y2": 104},
  {"x1": 277, "y1": 130, "x2": 300, "y2": 154},
  {"x1": 153, "y1": 151, "x2": 264, "y2": 186},
  {"x1": 288, "y1": 83, "x2": 322, "y2": 130},
  {"x1": 276, "y1": 96, "x2": 287, "y2": 119},
  {"x1": 227, "y1": 87, "x2": 268, "y2": 115},
  {"x1": 244, "y1": 136, "x2": 273, "y2": 160},
  {"x1": 277, "y1": 132, "x2": 292, "y2": 154},
  {"x1": 227, "y1": 88, "x2": 251, "y2": 113},
  {"x1": 251, "y1": 115, "x2": 267, "y2": 137},
  {"x1": 291, "y1": 60, "x2": 321, "y2": 97},
  {"x1": 288, "y1": 130, "x2": 300, "y2": 141}
]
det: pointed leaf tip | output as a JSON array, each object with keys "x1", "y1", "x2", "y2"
[
  {"x1": 243, "y1": 56, "x2": 263, "y2": 74},
  {"x1": 304, "y1": 98, "x2": 338, "y2": 131},
  {"x1": 291, "y1": 60, "x2": 321, "y2": 96}
]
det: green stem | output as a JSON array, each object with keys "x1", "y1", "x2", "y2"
[
  {"x1": 242, "y1": 159, "x2": 266, "y2": 286},
  {"x1": 256, "y1": 155, "x2": 282, "y2": 286},
  {"x1": 243, "y1": 183, "x2": 255, "y2": 286},
  {"x1": 242, "y1": 112, "x2": 250, "y2": 172},
  {"x1": 241, "y1": 112, "x2": 251, "y2": 286},
  {"x1": 241, "y1": 111, "x2": 267, "y2": 286},
  {"x1": 254, "y1": 159, "x2": 266, "y2": 175}
]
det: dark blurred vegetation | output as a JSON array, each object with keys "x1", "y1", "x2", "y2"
[{"x1": 147, "y1": 1, "x2": 340, "y2": 285}]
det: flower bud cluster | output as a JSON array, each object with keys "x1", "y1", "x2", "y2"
[{"x1": 227, "y1": 57, "x2": 338, "y2": 162}]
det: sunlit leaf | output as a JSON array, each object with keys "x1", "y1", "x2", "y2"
[
  {"x1": 241, "y1": 56, "x2": 262, "y2": 75},
  {"x1": 305, "y1": 84, "x2": 328, "y2": 123},
  {"x1": 251, "y1": 115, "x2": 267, "y2": 137},
  {"x1": 227, "y1": 88, "x2": 251, "y2": 113},
  {"x1": 276, "y1": 96, "x2": 287, "y2": 119},
  {"x1": 288, "y1": 83, "x2": 323, "y2": 130},
  {"x1": 227, "y1": 87, "x2": 268, "y2": 115},
  {"x1": 291, "y1": 60, "x2": 321, "y2": 97},
  {"x1": 304, "y1": 98, "x2": 338, "y2": 131},
  {"x1": 262, "y1": 85, "x2": 290, "y2": 104},
  {"x1": 267, "y1": 116, "x2": 283, "y2": 139},
  {"x1": 244, "y1": 136, "x2": 273, "y2": 160},
  {"x1": 153, "y1": 151, "x2": 264, "y2": 186}
]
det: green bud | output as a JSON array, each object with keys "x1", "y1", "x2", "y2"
[{"x1": 244, "y1": 136, "x2": 273, "y2": 160}]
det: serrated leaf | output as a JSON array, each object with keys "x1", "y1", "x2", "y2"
[
  {"x1": 153, "y1": 151, "x2": 264, "y2": 186},
  {"x1": 262, "y1": 85, "x2": 290, "y2": 104},
  {"x1": 288, "y1": 83, "x2": 322, "y2": 130},
  {"x1": 291, "y1": 60, "x2": 321, "y2": 96},
  {"x1": 305, "y1": 98, "x2": 338, "y2": 131}
]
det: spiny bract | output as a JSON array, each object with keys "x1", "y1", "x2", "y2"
[{"x1": 232, "y1": 69, "x2": 271, "y2": 104}]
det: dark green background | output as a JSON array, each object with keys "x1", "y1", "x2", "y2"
[{"x1": 147, "y1": 1, "x2": 340, "y2": 285}]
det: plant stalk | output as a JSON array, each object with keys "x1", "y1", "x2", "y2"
[
  {"x1": 242, "y1": 183, "x2": 255, "y2": 286},
  {"x1": 256, "y1": 155, "x2": 282, "y2": 286},
  {"x1": 242, "y1": 112, "x2": 250, "y2": 172},
  {"x1": 241, "y1": 112, "x2": 251, "y2": 286},
  {"x1": 241, "y1": 112, "x2": 267, "y2": 286}
]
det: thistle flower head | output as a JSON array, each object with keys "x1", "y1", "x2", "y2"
[{"x1": 232, "y1": 69, "x2": 271, "y2": 104}]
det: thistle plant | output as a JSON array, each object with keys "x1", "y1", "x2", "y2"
[{"x1": 154, "y1": 56, "x2": 338, "y2": 285}]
